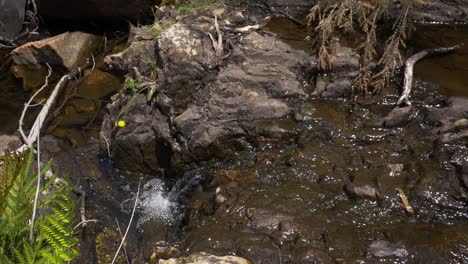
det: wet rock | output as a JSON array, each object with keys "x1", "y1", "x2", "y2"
[
  {"x1": 423, "y1": 97, "x2": 468, "y2": 143},
  {"x1": 37, "y1": 0, "x2": 160, "y2": 22},
  {"x1": 0, "y1": 0, "x2": 26, "y2": 39},
  {"x1": 344, "y1": 182, "x2": 381, "y2": 200},
  {"x1": 380, "y1": 106, "x2": 418, "y2": 128},
  {"x1": 368, "y1": 240, "x2": 408, "y2": 259},
  {"x1": 313, "y1": 40, "x2": 360, "y2": 97},
  {"x1": 424, "y1": 97, "x2": 468, "y2": 125},
  {"x1": 247, "y1": 209, "x2": 290, "y2": 233},
  {"x1": 159, "y1": 252, "x2": 251, "y2": 264},
  {"x1": 11, "y1": 32, "x2": 102, "y2": 70}
]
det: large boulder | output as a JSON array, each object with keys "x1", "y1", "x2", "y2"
[
  {"x1": 11, "y1": 32, "x2": 102, "y2": 70},
  {"x1": 101, "y1": 6, "x2": 308, "y2": 173},
  {"x1": 37, "y1": 0, "x2": 160, "y2": 21},
  {"x1": 11, "y1": 32, "x2": 102, "y2": 90},
  {"x1": 0, "y1": 0, "x2": 26, "y2": 40}
]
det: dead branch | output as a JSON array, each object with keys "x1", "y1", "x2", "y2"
[
  {"x1": 234, "y1": 16, "x2": 272, "y2": 33},
  {"x1": 19, "y1": 64, "x2": 53, "y2": 144},
  {"x1": 16, "y1": 60, "x2": 92, "y2": 153},
  {"x1": 79, "y1": 185, "x2": 87, "y2": 226},
  {"x1": 397, "y1": 44, "x2": 462, "y2": 106},
  {"x1": 29, "y1": 130, "x2": 41, "y2": 242},
  {"x1": 73, "y1": 185, "x2": 99, "y2": 231},
  {"x1": 209, "y1": 15, "x2": 224, "y2": 66}
]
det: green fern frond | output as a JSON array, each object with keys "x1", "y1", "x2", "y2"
[{"x1": 0, "y1": 151, "x2": 78, "y2": 264}]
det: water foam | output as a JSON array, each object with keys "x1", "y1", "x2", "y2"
[{"x1": 137, "y1": 178, "x2": 174, "y2": 226}]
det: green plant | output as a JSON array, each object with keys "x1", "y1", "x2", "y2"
[
  {"x1": 307, "y1": 0, "x2": 413, "y2": 94},
  {"x1": 0, "y1": 151, "x2": 78, "y2": 264},
  {"x1": 115, "y1": 73, "x2": 155, "y2": 125}
]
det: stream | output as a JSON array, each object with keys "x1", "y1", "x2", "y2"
[{"x1": 0, "y1": 11, "x2": 467, "y2": 264}]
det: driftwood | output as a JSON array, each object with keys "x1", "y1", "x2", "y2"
[
  {"x1": 234, "y1": 16, "x2": 272, "y2": 33},
  {"x1": 397, "y1": 44, "x2": 462, "y2": 106}
]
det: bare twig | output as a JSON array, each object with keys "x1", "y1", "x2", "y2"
[
  {"x1": 111, "y1": 181, "x2": 141, "y2": 264},
  {"x1": 91, "y1": 53, "x2": 96, "y2": 72},
  {"x1": 208, "y1": 15, "x2": 224, "y2": 66},
  {"x1": 115, "y1": 218, "x2": 130, "y2": 264},
  {"x1": 19, "y1": 64, "x2": 52, "y2": 144},
  {"x1": 26, "y1": 74, "x2": 69, "y2": 145},
  {"x1": 29, "y1": 131, "x2": 41, "y2": 242},
  {"x1": 102, "y1": 135, "x2": 111, "y2": 158},
  {"x1": 73, "y1": 219, "x2": 99, "y2": 231},
  {"x1": 72, "y1": 185, "x2": 99, "y2": 231},
  {"x1": 397, "y1": 44, "x2": 462, "y2": 106},
  {"x1": 15, "y1": 60, "x2": 92, "y2": 154},
  {"x1": 79, "y1": 186, "x2": 87, "y2": 226}
]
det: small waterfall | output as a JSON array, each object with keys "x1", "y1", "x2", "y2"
[
  {"x1": 137, "y1": 178, "x2": 174, "y2": 226},
  {"x1": 137, "y1": 171, "x2": 203, "y2": 232}
]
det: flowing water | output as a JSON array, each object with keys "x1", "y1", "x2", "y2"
[{"x1": 0, "y1": 19, "x2": 467, "y2": 263}]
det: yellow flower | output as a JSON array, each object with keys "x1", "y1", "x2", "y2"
[{"x1": 117, "y1": 120, "x2": 126, "y2": 127}]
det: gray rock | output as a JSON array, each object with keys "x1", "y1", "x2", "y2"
[
  {"x1": 381, "y1": 106, "x2": 418, "y2": 128},
  {"x1": 344, "y1": 182, "x2": 381, "y2": 200},
  {"x1": 313, "y1": 40, "x2": 360, "y2": 98},
  {"x1": 104, "y1": 26, "x2": 157, "y2": 75},
  {"x1": 424, "y1": 97, "x2": 468, "y2": 143},
  {"x1": 101, "y1": 7, "x2": 308, "y2": 172}
]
